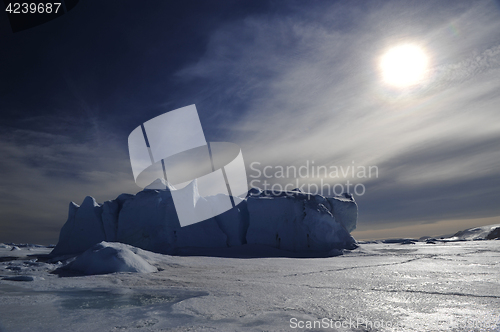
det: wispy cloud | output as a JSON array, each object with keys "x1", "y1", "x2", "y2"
[
  {"x1": 0, "y1": 115, "x2": 139, "y2": 244},
  {"x1": 177, "y1": 0, "x2": 500, "y2": 234},
  {"x1": 3, "y1": 0, "x2": 500, "y2": 242}
]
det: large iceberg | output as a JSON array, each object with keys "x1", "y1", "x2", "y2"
[{"x1": 51, "y1": 179, "x2": 358, "y2": 257}]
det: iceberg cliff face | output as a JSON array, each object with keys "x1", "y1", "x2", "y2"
[
  {"x1": 52, "y1": 196, "x2": 107, "y2": 256},
  {"x1": 51, "y1": 181, "x2": 358, "y2": 257},
  {"x1": 246, "y1": 190, "x2": 357, "y2": 252}
]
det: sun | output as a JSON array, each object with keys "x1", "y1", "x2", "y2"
[{"x1": 380, "y1": 44, "x2": 429, "y2": 88}]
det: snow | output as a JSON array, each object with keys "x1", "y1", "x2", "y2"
[
  {"x1": 51, "y1": 180, "x2": 358, "y2": 256},
  {"x1": 442, "y1": 223, "x2": 500, "y2": 241},
  {"x1": 376, "y1": 224, "x2": 500, "y2": 244},
  {"x1": 0, "y1": 239, "x2": 499, "y2": 331},
  {"x1": 64, "y1": 241, "x2": 158, "y2": 275}
]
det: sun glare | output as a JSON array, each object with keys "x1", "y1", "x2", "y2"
[{"x1": 380, "y1": 44, "x2": 429, "y2": 88}]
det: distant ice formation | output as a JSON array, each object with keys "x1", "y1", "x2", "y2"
[
  {"x1": 443, "y1": 224, "x2": 500, "y2": 241},
  {"x1": 51, "y1": 179, "x2": 358, "y2": 257},
  {"x1": 361, "y1": 224, "x2": 500, "y2": 244}
]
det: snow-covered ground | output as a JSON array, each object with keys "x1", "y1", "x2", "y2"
[{"x1": 1, "y1": 240, "x2": 499, "y2": 331}]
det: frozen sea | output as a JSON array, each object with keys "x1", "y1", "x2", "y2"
[{"x1": 0, "y1": 241, "x2": 499, "y2": 331}]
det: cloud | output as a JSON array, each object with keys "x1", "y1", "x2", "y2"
[
  {"x1": 3, "y1": 0, "x2": 500, "y2": 242},
  {"x1": 177, "y1": 0, "x2": 500, "y2": 234},
  {"x1": 0, "y1": 114, "x2": 138, "y2": 244}
]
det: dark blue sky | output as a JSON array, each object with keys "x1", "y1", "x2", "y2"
[
  {"x1": 1, "y1": 0, "x2": 276, "y2": 136},
  {"x1": 1, "y1": 0, "x2": 500, "y2": 244}
]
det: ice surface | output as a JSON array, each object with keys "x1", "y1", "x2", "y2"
[
  {"x1": 51, "y1": 180, "x2": 358, "y2": 256},
  {"x1": 1, "y1": 276, "x2": 39, "y2": 282},
  {"x1": 1, "y1": 241, "x2": 499, "y2": 331},
  {"x1": 64, "y1": 242, "x2": 158, "y2": 275}
]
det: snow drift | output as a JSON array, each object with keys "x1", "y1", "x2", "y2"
[
  {"x1": 51, "y1": 179, "x2": 358, "y2": 257},
  {"x1": 64, "y1": 241, "x2": 158, "y2": 275}
]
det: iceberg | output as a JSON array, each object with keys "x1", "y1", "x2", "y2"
[
  {"x1": 51, "y1": 179, "x2": 358, "y2": 257},
  {"x1": 441, "y1": 223, "x2": 500, "y2": 242}
]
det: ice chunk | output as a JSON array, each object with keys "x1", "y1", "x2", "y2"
[{"x1": 65, "y1": 241, "x2": 158, "y2": 275}]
